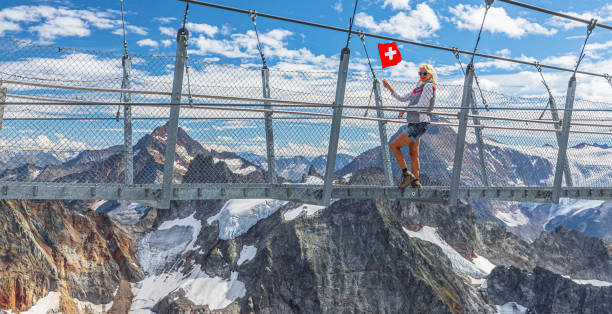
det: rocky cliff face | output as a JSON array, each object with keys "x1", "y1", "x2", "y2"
[
  {"x1": 0, "y1": 199, "x2": 143, "y2": 313},
  {"x1": 152, "y1": 198, "x2": 491, "y2": 313},
  {"x1": 486, "y1": 266, "x2": 612, "y2": 313}
]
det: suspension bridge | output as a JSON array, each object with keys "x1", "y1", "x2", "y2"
[{"x1": 0, "y1": 0, "x2": 610, "y2": 209}]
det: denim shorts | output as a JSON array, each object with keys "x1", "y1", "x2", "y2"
[{"x1": 400, "y1": 122, "x2": 429, "y2": 142}]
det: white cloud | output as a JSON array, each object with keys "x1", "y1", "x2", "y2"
[
  {"x1": 30, "y1": 16, "x2": 90, "y2": 41},
  {"x1": 548, "y1": 4, "x2": 612, "y2": 30},
  {"x1": 159, "y1": 26, "x2": 175, "y2": 37},
  {"x1": 585, "y1": 41, "x2": 612, "y2": 52},
  {"x1": 449, "y1": 4, "x2": 557, "y2": 38},
  {"x1": 186, "y1": 22, "x2": 218, "y2": 37},
  {"x1": 154, "y1": 17, "x2": 177, "y2": 24},
  {"x1": 355, "y1": 3, "x2": 440, "y2": 40},
  {"x1": 189, "y1": 28, "x2": 336, "y2": 70},
  {"x1": 161, "y1": 39, "x2": 172, "y2": 48},
  {"x1": 542, "y1": 54, "x2": 577, "y2": 68},
  {"x1": 496, "y1": 48, "x2": 511, "y2": 56},
  {"x1": 332, "y1": 0, "x2": 343, "y2": 13},
  {"x1": 383, "y1": 0, "x2": 411, "y2": 11},
  {"x1": 136, "y1": 38, "x2": 159, "y2": 49},
  {"x1": 112, "y1": 24, "x2": 148, "y2": 36},
  {"x1": 0, "y1": 20, "x2": 20, "y2": 36},
  {"x1": 0, "y1": 5, "x2": 147, "y2": 42}
]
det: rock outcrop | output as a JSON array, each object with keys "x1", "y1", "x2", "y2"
[
  {"x1": 486, "y1": 266, "x2": 612, "y2": 313},
  {"x1": 0, "y1": 200, "x2": 143, "y2": 312}
]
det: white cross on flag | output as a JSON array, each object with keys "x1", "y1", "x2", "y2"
[{"x1": 377, "y1": 42, "x2": 402, "y2": 68}]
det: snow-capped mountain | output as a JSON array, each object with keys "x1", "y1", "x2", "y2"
[{"x1": 238, "y1": 153, "x2": 353, "y2": 182}]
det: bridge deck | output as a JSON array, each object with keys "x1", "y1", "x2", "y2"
[{"x1": 1, "y1": 183, "x2": 609, "y2": 206}]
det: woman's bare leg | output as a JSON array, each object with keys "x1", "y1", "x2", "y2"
[
  {"x1": 408, "y1": 140, "x2": 420, "y2": 178},
  {"x1": 390, "y1": 133, "x2": 413, "y2": 170}
]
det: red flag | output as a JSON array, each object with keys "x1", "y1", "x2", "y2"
[{"x1": 378, "y1": 42, "x2": 402, "y2": 68}]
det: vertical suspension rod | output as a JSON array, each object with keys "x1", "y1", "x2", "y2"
[
  {"x1": 161, "y1": 28, "x2": 189, "y2": 209},
  {"x1": 322, "y1": 47, "x2": 350, "y2": 205}
]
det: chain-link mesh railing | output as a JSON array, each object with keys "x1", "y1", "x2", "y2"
[{"x1": 0, "y1": 37, "x2": 609, "y2": 190}]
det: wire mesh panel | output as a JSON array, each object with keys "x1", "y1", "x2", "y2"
[
  {"x1": 268, "y1": 68, "x2": 336, "y2": 183},
  {"x1": 566, "y1": 99, "x2": 612, "y2": 188},
  {"x1": 0, "y1": 37, "x2": 609, "y2": 193}
]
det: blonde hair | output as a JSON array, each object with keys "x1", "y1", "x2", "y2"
[{"x1": 419, "y1": 63, "x2": 437, "y2": 85}]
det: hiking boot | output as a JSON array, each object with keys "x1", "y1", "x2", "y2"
[
  {"x1": 399, "y1": 171, "x2": 416, "y2": 189},
  {"x1": 410, "y1": 178, "x2": 422, "y2": 189}
]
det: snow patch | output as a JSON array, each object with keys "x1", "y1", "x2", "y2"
[
  {"x1": 495, "y1": 302, "x2": 528, "y2": 314},
  {"x1": 213, "y1": 158, "x2": 257, "y2": 176},
  {"x1": 10, "y1": 291, "x2": 114, "y2": 314},
  {"x1": 131, "y1": 268, "x2": 245, "y2": 312},
  {"x1": 158, "y1": 212, "x2": 202, "y2": 253},
  {"x1": 207, "y1": 199, "x2": 287, "y2": 240},
  {"x1": 473, "y1": 255, "x2": 497, "y2": 274},
  {"x1": 403, "y1": 226, "x2": 495, "y2": 278},
  {"x1": 562, "y1": 275, "x2": 612, "y2": 287},
  {"x1": 20, "y1": 292, "x2": 60, "y2": 314},
  {"x1": 137, "y1": 212, "x2": 202, "y2": 274},
  {"x1": 237, "y1": 245, "x2": 257, "y2": 266},
  {"x1": 494, "y1": 209, "x2": 529, "y2": 227},
  {"x1": 302, "y1": 175, "x2": 324, "y2": 185},
  {"x1": 106, "y1": 202, "x2": 150, "y2": 225},
  {"x1": 284, "y1": 203, "x2": 325, "y2": 221}
]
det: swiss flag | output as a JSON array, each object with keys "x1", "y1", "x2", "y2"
[{"x1": 378, "y1": 42, "x2": 402, "y2": 68}]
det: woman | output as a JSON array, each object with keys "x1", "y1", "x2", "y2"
[{"x1": 382, "y1": 64, "x2": 437, "y2": 189}]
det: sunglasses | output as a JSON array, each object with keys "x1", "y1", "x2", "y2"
[{"x1": 418, "y1": 71, "x2": 428, "y2": 76}]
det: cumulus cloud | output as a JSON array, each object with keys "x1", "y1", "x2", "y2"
[
  {"x1": 548, "y1": 4, "x2": 612, "y2": 30},
  {"x1": 0, "y1": 5, "x2": 147, "y2": 42},
  {"x1": 161, "y1": 39, "x2": 172, "y2": 48},
  {"x1": 189, "y1": 28, "x2": 336, "y2": 69},
  {"x1": 159, "y1": 26, "x2": 175, "y2": 37},
  {"x1": 186, "y1": 22, "x2": 218, "y2": 37},
  {"x1": 137, "y1": 38, "x2": 159, "y2": 49},
  {"x1": 383, "y1": 0, "x2": 411, "y2": 11},
  {"x1": 154, "y1": 16, "x2": 177, "y2": 24},
  {"x1": 449, "y1": 4, "x2": 557, "y2": 38},
  {"x1": 354, "y1": 3, "x2": 440, "y2": 40},
  {"x1": 112, "y1": 24, "x2": 148, "y2": 36},
  {"x1": 585, "y1": 40, "x2": 612, "y2": 52},
  {"x1": 0, "y1": 20, "x2": 21, "y2": 36}
]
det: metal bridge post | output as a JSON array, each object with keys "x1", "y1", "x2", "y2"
[
  {"x1": 548, "y1": 97, "x2": 573, "y2": 187},
  {"x1": 470, "y1": 95, "x2": 489, "y2": 187},
  {"x1": 373, "y1": 78, "x2": 393, "y2": 186},
  {"x1": 160, "y1": 28, "x2": 189, "y2": 209},
  {"x1": 552, "y1": 76, "x2": 576, "y2": 203},
  {"x1": 121, "y1": 55, "x2": 134, "y2": 185},
  {"x1": 449, "y1": 63, "x2": 475, "y2": 205},
  {"x1": 262, "y1": 66, "x2": 277, "y2": 184},
  {"x1": 0, "y1": 86, "x2": 5, "y2": 130},
  {"x1": 322, "y1": 47, "x2": 350, "y2": 205}
]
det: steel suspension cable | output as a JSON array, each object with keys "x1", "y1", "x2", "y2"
[
  {"x1": 248, "y1": 10, "x2": 267, "y2": 67},
  {"x1": 117, "y1": 0, "x2": 130, "y2": 120},
  {"x1": 452, "y1": 48, "x2": 488, "y2": 110},
  {"x1": 469, "y1": 0, "x2": 495, "y2": 65},
  {"x1": 358, "y1": 31, "x2": 377, "y2": 117},
  {"x1": 534, "y1": 62, "x2": 556, "y2": 120},
  {"x1": 496, "y1": 0, "x2": 612, "y2": 31},
  {"x1": 573, "y1": 19, "x2": 597, "y2": 76},
  {"x1": 181, "y1": 1, "x2": 195, "y2": 106},
  {"x1": 120, "y1": 0, "x2": 129, "y2": 56},
  {"x1": 345, "y1": 0, "x2": 359, "y2": 49},
  {"x1": 605, "y1": 74, "x2": 612, "y2": 88}
]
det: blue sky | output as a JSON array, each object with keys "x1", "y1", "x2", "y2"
[
  {"x1": 0, "y1": 0, "x2": 610, "y2": 157},
  {"x1": 1, "y1": 0, "x2": 611, "y2": 85}
]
